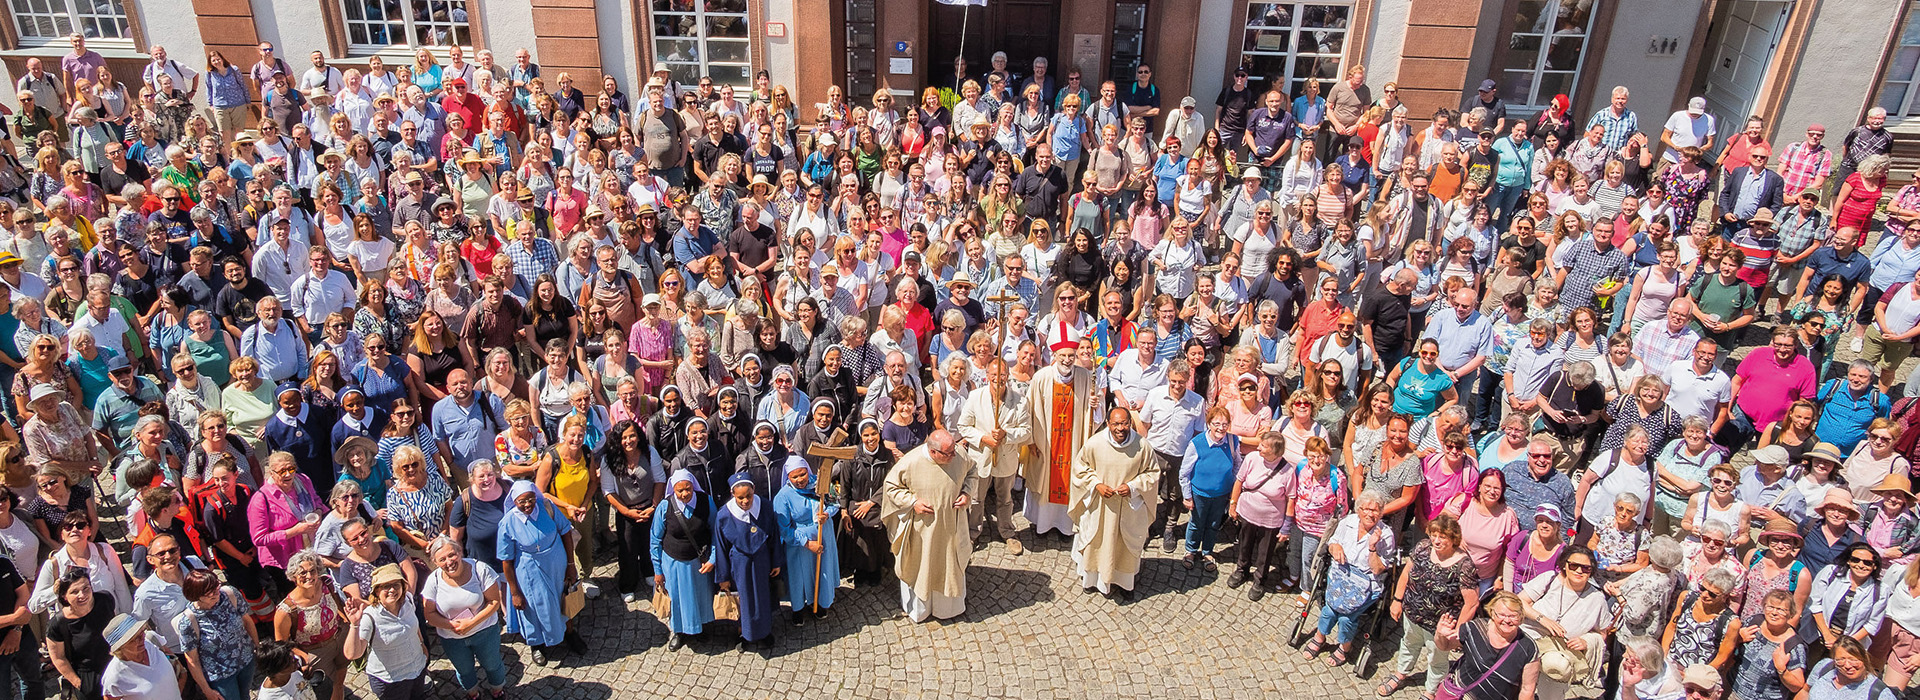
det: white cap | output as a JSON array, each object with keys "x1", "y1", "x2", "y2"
[{"x1": 1687, "y1": 96, "x2": 1706, "y2": 116}]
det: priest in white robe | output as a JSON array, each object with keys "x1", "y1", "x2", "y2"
[
  {"x1": 1071, "y1": 406, "x2": 1160, "y2": 599},
  {"x1": 958, "y1": 358, "x2": 1033, "y2": 554},
  {"x1": 881, "y1": 429, "x2": 977, "y2": 622},
  {"x1": 1024, "y1": 340, "x2": 1095, "y2": 537}
]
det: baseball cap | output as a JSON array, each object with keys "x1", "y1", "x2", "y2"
[
  {"x1": 1533, "y1": 503, "x2": 1563, "y2": 524},
  {"x1": 1682, "y1": 665, "x2": 1722, "y2": 690},
  {"x1": 1478, "y1": 79, "x2": 1497, "y2": 92},
  {"x1": 105, "y1": 354, "x2": 131, "y2": 372},
  {"x1": 1180, "y1": 96, "x2": 1196, "y2": 108},
  {"x1": 1687, "y1": 96, "x2": 1706, "y2": 116},
  {"x1": 447, "y1": 77, "x2": 468, "y2": 88}
]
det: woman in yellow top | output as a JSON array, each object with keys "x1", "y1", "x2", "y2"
[{"x1": 539, "y1": 413, "x2": 600, "y2": 596}]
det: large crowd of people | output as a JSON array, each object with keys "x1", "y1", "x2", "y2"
[{"x1": 0, "y1": 26, "x2": 1915, "y2": 700}]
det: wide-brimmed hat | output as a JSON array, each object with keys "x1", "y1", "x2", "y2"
[
  {"x1": 333, "y1": 436, "x2": 377, "y2": 465},
  {"x1": 1758, "y1": 518, "x2": 1802, "y2": 544},
  {"x1": 371, "y1": 563, "x2": 406, "y2": 590},
  {"x1": 1817, "y1": 488, "x2": 1860, "y2": 517},
  {"x1": 0, "y1": 252, "x2": 22, "y2": 267},
  {"x1": 945, "y1": 271, "x2": 975, "y2": 289},
  {"x1": 1804, "y1": 442, "x2": 1845, "y2": 465},
  {"x1": 1749, "y1": 208, "x2": 1777, "y2": 226},
  {"x1": 103, "y1": 613, "x2": 148, "y2": 651},
  {"x1": 456, "y1": 151, "x2": 487, "y2": 166},
  {"x1": 304, "y1": 87, "x2": 332, "y2": 104},
  {"x1": 748, "y1": 173, "x2": 772, "y2": 195},
  {"x1": 1874, "y1": 472, "x2": 1915, "y2": 499}
]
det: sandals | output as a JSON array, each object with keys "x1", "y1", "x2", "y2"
[
  {"x1": 1182, "y1": 553, "x2": 1198, "y2": 569},
  {"x1": 1202, "y1": 555, "x2": 1219, "y2": 573},
  {"x1": 1300, "y1": 639, "x2": 1328, "y2": 660},
  {"x1": 1376, "y1": 674, "x2": 1410, "y2": 697},
  {"x1": 1325, "y1": 647, "x2": 1350, "y2": 668}
]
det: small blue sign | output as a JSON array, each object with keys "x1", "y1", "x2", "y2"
[{"x1": 894, "y1": 41, "x2": 909, "y2": 53}]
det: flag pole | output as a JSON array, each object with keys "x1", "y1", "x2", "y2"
[{"x1": 959, "y1": 3, "x2": 971, "y2": 65}]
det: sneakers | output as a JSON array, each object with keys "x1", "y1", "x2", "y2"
[
  {"x1": 622, "y1": 592, "x2": 638, "y2": 604},
  {"x1": 1006, "y1": 539, "x2": 1024, "y2": 556},
  {"x1": 581, "y1": 581, "x2": 601, "y2": 599},
  {"x1": 1161, "y1": 537, "x2": 1180, "y2": 554}
]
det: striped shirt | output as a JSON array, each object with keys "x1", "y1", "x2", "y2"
[{"x1": 1586, "y1": 107, "x2": 1639, "y2": 150}]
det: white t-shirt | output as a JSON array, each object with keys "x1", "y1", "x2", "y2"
[
  {"x1": 1661, "y1": 111, "x2": 1717, "y2": 162},
  {"x1": 0, "y1": 517, "x2": 40, "y2": 583},
  {"x1": 1580, "y1": 448, "x2": 1653, "y2": 529},
  {"x1": 1309, "y1": 334, "x2": 1377, "y2": 396},
  {"x1": 1880, "y1": 283, "x2": 1920, "y2": 336},
  {"x1": 347, "y1": 237, "x2": 396, "y2": 274},
  {"x1": 101, "y1": 634, "x2": 183, "y2": 700},
  {"x1": 419, "y1": 560, "x2": 502, "y2": 639}
]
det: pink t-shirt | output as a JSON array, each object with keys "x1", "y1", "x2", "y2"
[
  {"x1": 1234, "y1": 453, "x2": 1295, "y2": 530},
  {"x1": 1732, "y1": 351, "x2": 1817, "y2": 428},
  {"x1": 1420, "y1": 456, "x2": 1478, "y2": 522},
  {"x1": 1460, "y1": 504, "x2": 1522, "y2": 579}
]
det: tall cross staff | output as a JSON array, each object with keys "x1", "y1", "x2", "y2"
[
  {"x1": 805, "y1": 430, "x2": 853, "y2": 614},
  {"x1": 984, "y1": 288, "x2": 1023, "y2": 431}
]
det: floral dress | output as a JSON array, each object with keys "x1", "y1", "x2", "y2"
[
  {"x1": 1401, "y1": 540, "x2": 1477, "y2": 630},
  {"x1": 173, "y1": 587, "x2": 254, "y2": 682},
  {"x1": 1657, "y1": 167, "x2": 1711, "y2": 232}
]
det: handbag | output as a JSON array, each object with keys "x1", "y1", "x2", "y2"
[
  {"x1": 1324, "y1": 560, "x2": 1378, "y2": 615},
  {"x1": 1434, "y1": 621, "x2": 1521, "y2": 700},
  {"x1": 712, "y1": 591, "x2": 740, "y2": 621},
  {"x1": 650, "y1": 587, "x2": 673, "y2": 622},
  {"x1": 562, "y1": 582, "x2": 586, "y2": 618}
]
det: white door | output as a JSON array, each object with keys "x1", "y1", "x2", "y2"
[{"x1": 1702, "y1": 0, "x2": 1793, "y2": 129}]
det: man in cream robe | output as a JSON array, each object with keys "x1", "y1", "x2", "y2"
[
  {"x1": 1071, "y1": 406, "x2": 1160, "y2": 599},
  {"x1": 1025, "y1": 341, "x2": 1095, "y2": 537},
  {"x1": 881, "y1": 429, "x2": 977, "y2": 622},
  {"x1": 958, "y1": 358, "x2": 1033, "y2": 554}
]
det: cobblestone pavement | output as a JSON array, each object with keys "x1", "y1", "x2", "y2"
[
  {"x1": 346, "y1": 326, "x2": 1909, "y2": 700},
  {"x1": 350, "y1": 527, "x2": 1448, "y2": 700}
]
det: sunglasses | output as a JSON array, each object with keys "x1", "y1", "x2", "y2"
[
  {"x1": 1563, "y1": 562, "x2": 1593, "y2": 573},
  {"x1": 1700, "y1": 537, "x2": 1726, "y2": 547},
  {"x1": 1851, "y1": 557, "x2": 1877, "y2": 566}
]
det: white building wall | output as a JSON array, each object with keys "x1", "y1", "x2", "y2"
[
  {"x1": 248, "y1": 0, "x2": 327, "y2": 62},
  {"x1": 1365, "y1": 0, "x2": 1410, "y2": 87},
  {"x1": 596, "y1": 0, "x2": 640, "y2": 92},
  {"x1": 763, "y1": 0, "x2": 795, "y2": 92},
  {"x1": 1583, "y1": 0, "x2": 1704, "y2": 117},
  {"x1": 1187, "y1": 0, "x2": 1234, "y2": 112},
  {"x1": 480, "y1": 0, "x2": 537, "y2": 68},
  {"x1": 1773, "y1": 0, "x2": 1906, "y2": 137}
]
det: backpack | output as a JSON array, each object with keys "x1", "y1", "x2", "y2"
[{"x1": 1745, "y1": 549, "x2": 1805, "y2": 593}]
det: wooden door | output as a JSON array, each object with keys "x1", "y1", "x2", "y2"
[{"x1": 926, "y1": 0, "x2": 1061, "y2": 89}]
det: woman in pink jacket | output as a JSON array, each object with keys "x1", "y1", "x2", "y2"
[{"x1": 247, "y1": 451, "x2": 323, "y2": 591}]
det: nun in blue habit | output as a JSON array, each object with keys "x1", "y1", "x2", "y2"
[
  {"x1": 773, "y1": 455, "x2": 839, "y2": 623},
  {"x1": 650, "y1": 468, "x2": 716, "y2": 651},
  {"x1": 497, "y1": 479, "x2": 580, "y2": 666},
  {"x1": 713, "y1": 471, "x2": 784, "y2": 649}
]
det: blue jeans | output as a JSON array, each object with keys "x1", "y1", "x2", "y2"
[
  {"x1": 208, "y1": 663, "x2": 256, "y2": 700},
  {"x1": 1489, "y1": 182, "x2": 1528, "y2": 227},
  {"x1": 1317, "y1": 598, "x2": 1375, "y2": 644},
  {"x1": 1186, "y1": 494, "x2": 1229, "y2": 555},
  {"x1": 440, "y1": 623, "x2": 508, "y2": 691}
]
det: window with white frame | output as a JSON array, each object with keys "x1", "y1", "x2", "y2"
[
  {"x1": 652, "y1": 0, "x2": 751, "y2": 88},
  {"x1": 1496, "y1": 0, "x2": 1600, "y2": 110},
  {"x1": 1878, "y1": 0, "x2": 1920, "y2": 117},
  {"x1": 1240, "y1": 2, "x2": 1350, "y2": 97},
  {"x1": 340, "y1": 0, "x2": 473, "y2": 52},
  {"x1": 10, "y1": 0, "x2": 130, "y2": 44}
]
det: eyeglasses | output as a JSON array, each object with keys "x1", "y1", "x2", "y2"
[
  {"x1": 1417, "y1": 351, "x2": 1438, "y2": 358},
  {"x1": 1699, "y1": 537, "x2": 1726, "y2": 547},
  {"x1": 149, "y1": 547, "x2": 179, "y2": 558},
  {"x1": 1850, "y1": 557, "x2": 1877, "y2": 566},
  {"x1": 1710, "y1": 477, "x2": 1735, "y2": 486},
  {"x1": 391, "y1": 409, "x2": 415, "y2": 416},
  {"x1": 1872, "y1": 434, "x2": 1894, "y2": 443},
  {"x1": 1527, "y1": 453, "x2": 1553, "y2": 460}
]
